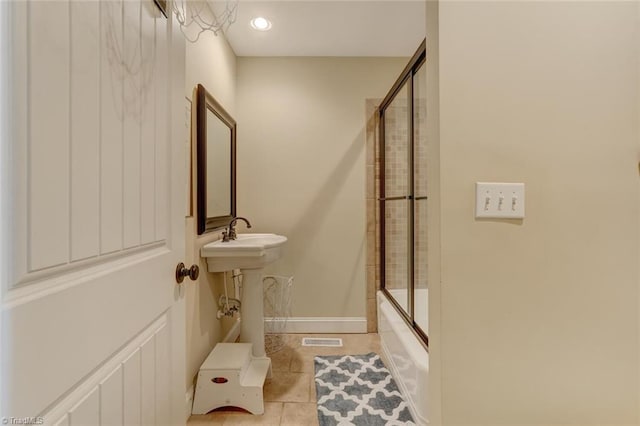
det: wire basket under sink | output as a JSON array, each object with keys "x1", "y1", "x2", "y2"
[{"x1": 263, "y1": 275, "x2": 293, "y2": 355}]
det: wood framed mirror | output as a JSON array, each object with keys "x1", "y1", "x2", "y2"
[{"x1": 196, "y1": 84, "x2": 236, "y2": 235}]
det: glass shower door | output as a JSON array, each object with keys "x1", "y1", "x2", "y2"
[
  {"x1": 413, "y1": 62, "x2": 428, "y2": 336},
  {"x1": 382, "y1": 79, "x2": 412, "y2": 318},
  {"x1": 379, "y1": 40, "x2": 427, "y2": 346}
]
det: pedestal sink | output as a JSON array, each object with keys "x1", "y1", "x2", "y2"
[{"x1": 201, "y1": 233, "x2": 287, "y2": 357}]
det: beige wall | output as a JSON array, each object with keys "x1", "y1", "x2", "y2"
[
  {"x1": 236, "y1": 57, "x2": 406, "y2": 318},
  {"x1": 184, "y1": 27, "x2": 236, "y2": 112},
  {"x1": 184, "y1": 27, "x2": 237, "y2": 388},
  {"x1": 436, "y1": 2, "x2": 639, "y2": 424}
]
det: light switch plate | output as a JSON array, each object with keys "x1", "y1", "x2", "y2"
[{"x1": 475, "y1": 182, "x2": 525, "y2": 219}]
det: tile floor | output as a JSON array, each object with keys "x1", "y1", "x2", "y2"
[{"x1": 188, "y1": 333, "x2": 381, "y2": 426}]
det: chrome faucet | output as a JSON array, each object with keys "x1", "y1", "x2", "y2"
[{"x1": 222, "y1": 217, "x2": 252, "y2": 242}]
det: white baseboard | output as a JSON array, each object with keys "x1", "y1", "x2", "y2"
[{"x1": 264, "y1": 317, "x2": 367, "y2": 334}]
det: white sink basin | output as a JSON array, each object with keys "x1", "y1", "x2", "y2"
[{"x1": 201, "y1": 233, "x2": 287, "y2": 272}]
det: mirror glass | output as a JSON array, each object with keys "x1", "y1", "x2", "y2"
[
  {"x1": 196, "y1": 84, "x2": 236, "y2": 234},
  {"x1": 206, "y1": 112, "x2": 231, "y2": 218}
]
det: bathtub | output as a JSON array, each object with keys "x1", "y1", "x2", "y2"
[{"x1": 377, "y1": 290, "x2": 428, "y2": 425}]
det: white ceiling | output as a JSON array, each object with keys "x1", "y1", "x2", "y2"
[{"x1": 222, "y1": 1, "x2": 426, "y2": 57}]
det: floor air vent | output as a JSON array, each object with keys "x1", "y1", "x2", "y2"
[{"x1": 302, "y1": 337, "x2": 343, "y2": 347}]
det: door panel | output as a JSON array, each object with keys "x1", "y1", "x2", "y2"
[
  {"x1": 68, "y1": 389, "x2": 100, "y2": 425},
  {"x1": 53, "y1": 417, "x2": 69, "y2": 426},
  {"x1": 33, "y1": 317, "x2": 169, "y2": 425},
  {"x1": 141, "y1": 337, "x2": 157, "y2": 424},
  {"x1": 100, "y1": 0, "x2": 125, "y2": 255},
  {"x1": 123, "y1": 348, "x2": 142, "y2": 426},
  {"x1": 1, "y1": 1, "x2": 186, "y2": 423},
  {"x1": 123, "y1": 0, "x2": 142, "y2": 250},
  {"x1": 70, "y1": 1, "x2": 101, "y2": 263},
  {"x1": 99, "y1": 367, "x2": 124, "y2": 425},
  {"x1": 5, "y1": 251, "x2": 173, "y2": 417},
  {"x1": 155, "y1": 10, "x2": 169, "y2": 242},
  {"x1": 29, "y1": 1, "x2": 71, "y2": 270},
  {"x1": 10, "y1": 0, "x2": 171, "y2": 284},
  {"x1": 140, "y1": 1, "x2": 158, "y2": 246}
]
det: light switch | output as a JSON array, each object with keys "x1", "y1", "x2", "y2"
[{"x1": 475, "y1": 182, "x2": 525, "y2": 219}]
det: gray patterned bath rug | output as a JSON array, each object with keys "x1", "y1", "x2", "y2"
[{"x1": 314, "y1": 353, "x2": 415, "y2": 426}]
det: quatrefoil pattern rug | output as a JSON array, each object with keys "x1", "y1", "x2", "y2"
[{"x1": 314, "y1": 353, "x2": 415, "y2": 426}]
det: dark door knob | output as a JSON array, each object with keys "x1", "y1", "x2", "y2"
[{"x1": 176, "y1": 262, "x2": 200, "y2": 283}]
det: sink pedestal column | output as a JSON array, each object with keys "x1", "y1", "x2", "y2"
[{"x1": 239, "y1": 269, "x2": 266, "y2": 358}]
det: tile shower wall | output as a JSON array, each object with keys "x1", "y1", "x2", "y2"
[
  {"x1": 383, "y1": 100, "x2": 410, "y2": 293},
  {"x1": 365, "y1": 100, "x2": 380, "y2": 333},
  {"x1": 382, "y1": 100, "x2": 428, "y2": 293},
  {"x1": 413, "y1": 93, "x2": 428, "y2": 290}
]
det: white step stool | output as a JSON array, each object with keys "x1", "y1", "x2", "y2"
[{"x1": 192, "y1": 343, "x2": 271, "y2": 415}]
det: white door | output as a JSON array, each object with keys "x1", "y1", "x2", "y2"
[{"x1": 0, "y1": 1, "x2": 188, "y2": 425}]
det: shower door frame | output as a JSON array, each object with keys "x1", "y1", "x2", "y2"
[{"x1": 379, "y1": 39, "x2": 428, "y2": 347}]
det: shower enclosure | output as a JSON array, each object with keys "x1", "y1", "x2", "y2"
[{"x1": 379, "y1": 40, "x2": 428, "y2": 346}]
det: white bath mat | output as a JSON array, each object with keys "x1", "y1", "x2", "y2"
[{"x1": 302, "y1": 337, "x2": 343, "y2": 347}]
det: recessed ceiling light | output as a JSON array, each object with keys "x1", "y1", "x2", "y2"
[{"x1": 250, "y1": 17, "x2": 272, "y2": 31}]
